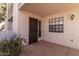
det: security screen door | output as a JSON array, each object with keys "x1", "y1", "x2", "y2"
[{"x1": 29, "y1": 17, "x2": 38, "y2": 44}]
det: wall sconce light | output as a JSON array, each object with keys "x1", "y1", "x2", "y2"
[{"x1": 71, "y1": 14, "x2": 75, "y2": 20}]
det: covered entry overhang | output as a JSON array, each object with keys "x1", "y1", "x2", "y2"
[{"x1": 19, "y1": 3, "x2": 79, "y2": 17}]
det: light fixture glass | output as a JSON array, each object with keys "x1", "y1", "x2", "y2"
[{"x1": 71, "y1": 14, "x2": 75, "y2": 20}]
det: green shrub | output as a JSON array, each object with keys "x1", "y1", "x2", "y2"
[{"x1": 0, "y1": 36, "x2": 22, "y2": 56}]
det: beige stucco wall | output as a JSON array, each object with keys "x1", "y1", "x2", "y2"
[
  {"x1": 42, "y1": 8, "x2": 79, "y2": 49},
  {"x1": 18, "y1": 9, "x2": 43, "y2": 44}
]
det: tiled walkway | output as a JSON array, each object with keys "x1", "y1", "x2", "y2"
[{"x1": 20, "y1": 40, "x2": 79, "y2": 56}]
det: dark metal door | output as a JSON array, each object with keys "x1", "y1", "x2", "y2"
[{"x1": 29, "y1": 17, "x2": 38, "y2": 44}]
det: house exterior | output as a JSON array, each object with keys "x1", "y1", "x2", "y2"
[{"x1": 5, "y1": 3, "x2": 79, "y2": 50}]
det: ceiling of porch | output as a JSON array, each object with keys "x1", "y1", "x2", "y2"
[{"x1": 21, "y1": 3, "x2": 79, "y2": 17}]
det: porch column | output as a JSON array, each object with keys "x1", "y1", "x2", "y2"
[{"x1": 13, "y1": 3, "x2": 19, "y2": 33}]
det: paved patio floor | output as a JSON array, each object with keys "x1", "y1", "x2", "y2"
[{"x1": 20, "y1": 40, "x2": 79, "y2": 56}]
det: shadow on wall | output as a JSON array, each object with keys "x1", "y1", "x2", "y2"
[{"x1": 0, "y1": 31, "x2": 17, "y2": 40}]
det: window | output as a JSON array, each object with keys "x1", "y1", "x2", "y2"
[{"x1": 49, "y1": 17, "x2": 64, "y2": 33}]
